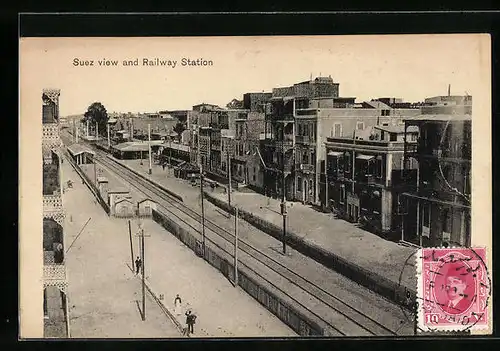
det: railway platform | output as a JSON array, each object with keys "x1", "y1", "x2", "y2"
[{"x1": 61, "y1": 150, "x2": 296, "y2": 338}]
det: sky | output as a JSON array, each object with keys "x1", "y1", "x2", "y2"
[{"x1": 20, "y1": 35, "x2": 489, "y2": 117}]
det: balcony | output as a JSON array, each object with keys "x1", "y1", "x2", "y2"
[
  {"x1": 297, "y1": 163, "x2": 315, "y2": 173},
  {"x1": 295, "y1": 135, "x2": 315, "y2": 144},
  {"x1": 43, "y1": 194, "x2": 63, "y2": 212},
  {"x1": 44, "y1": 264, "x2": 67, "y2": 282}
]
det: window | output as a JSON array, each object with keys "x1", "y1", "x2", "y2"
[
  {"x1": 376, "y1": 156, "x2": 383, "y2": 178},
  {"x1": 310, "y1": 152, "x2": 315, "y2": 165},
  {"x1": 422, "y1": 204, "x2": 430, "y2": 227},
  {"x1": 390, "y1": 133, "x2": 397, "y2": 142},
  {"x1": 344, "y1": 153, "x2": 351, "y2": 173},
  {"x1": 297, "y1": 177, "x2": 302, "y2": 191},
  {"x1": 340, "y1": 184, "x2": 345, "y2": 204},
  {"x1": 334, "y1": 123, "x2": 342, "y2": 137},
  {"x1": 442, "y1": 208, "x2": 450, "y2": 233},
  {"x1": 298, "y1": 124, "x2": 302, "y2": 136},
  {"x1": 356, "y1": 122, "x2": 365, "y2": 130},
  {"x1": 463, "y1": 166, "x2": 470, "y2": 195}
]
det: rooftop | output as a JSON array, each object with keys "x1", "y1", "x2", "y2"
[
  {"x1": 67, "y1": 143, "x2": 95, "y2": 156},
  {"x1": 113, "y1": 142, "x2": 151, "y2": 152},
  {"x1": 404, "y1": 114, "x2": 472, "y2": 122}
]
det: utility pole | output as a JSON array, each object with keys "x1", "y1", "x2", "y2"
[
  {"x1": 107, "y1": 123, "x2": 111, "y2": 149},
  {"x1": 148, "y1": 123, "x2": 152, "y2": 174},
  {"x1": 281, "y1": 125, "x2": 287, "y2": 255},
  {"x1": 128, "y1": 220, "x2": 134, "y2": 269},
  {"x1": 96, "y1": 121, "x2": 99, "y2": 141},
  {"x1": 227, "y1": 151, "x2": 232, "y2": 207},
  {"x1": 141, "y1": 228, "x2": 145, "y2": 320},
  {"x1": 325, "y1": 158, "x2": 329, "y2": 211},
  {"x1": 199, "y1": 164, "x2": 206, "y2": 258},
  {"x1": 76, "y1": 123, "x2": 79, "y2": 143},
  {"x1": 135, "y1": 224, "x2": 151, "y2": 321},
  {"x1": 86, "y1": 120, "x2": 89, "y2": 138},
  {"x1": 234, "y1": 206, "x2": 239, "y2": 286},
  {"x1": 93, "y1": 154, "x2": 97, "y2": 185}
]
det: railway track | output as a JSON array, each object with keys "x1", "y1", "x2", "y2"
[{"x1": 84, "y1": 146, "x2": 400, "y2": 337}]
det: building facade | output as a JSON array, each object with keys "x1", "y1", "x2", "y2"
[
  {"x1": 42, "y1": 89, "x2": 69, "y2": 337},
  {"x1": 401, "y1": 95, "x2": 472, "y2": 247},
  {"x1": 323, "y1": 125, "x2": 419, "y2": 237},
  {"x1": 294, "y1": 100, "x2": 421, "y2": 206}
]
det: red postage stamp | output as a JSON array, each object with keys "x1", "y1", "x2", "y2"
[{"x1": 416, "y1": 247, "x2": 490, "y2": 332}]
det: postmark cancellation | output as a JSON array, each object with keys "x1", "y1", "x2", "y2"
[{"x1": 416, "y1": 247, "x2": 491, "y2": 333}]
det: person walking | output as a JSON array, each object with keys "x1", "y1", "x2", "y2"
[
  {"x1": 185, "y1": 310, "x2": 197, "y2": 335},
  {"x1": 135, "y1": 256, "x2": 142, "y2": 275},
  {"x1": 174, "y1": 294, "x2": 182, "y2": 316}
]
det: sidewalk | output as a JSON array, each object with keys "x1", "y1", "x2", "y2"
[
  {"x1": 62, "y1": 157, "x2": 296, "y2": 338},
  {"x1": 62, "y1": 162, "x2": 181, "y2": 338}
]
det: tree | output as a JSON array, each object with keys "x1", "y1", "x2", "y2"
[
  {"x1": 83, "y1": 102, "x2": 108, "y2": 136},
  {"x1": 173, "y1": 122, "x2": 186, "y2": 142}
]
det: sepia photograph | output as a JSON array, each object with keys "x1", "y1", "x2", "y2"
[{"x1": 19, "y1": 34, "x2": 492, "y2": 339}]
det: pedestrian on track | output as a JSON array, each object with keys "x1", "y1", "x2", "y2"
[{"x1": 135, "y1": 256, "x2": 142, "y2": 275}]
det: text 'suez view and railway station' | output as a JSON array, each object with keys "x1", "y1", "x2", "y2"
[{"x1": 41, "y1": 76, "x2": 471, "y2": 338}]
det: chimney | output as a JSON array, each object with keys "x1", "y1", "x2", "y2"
[{"x1": 448, "y1": 84, "x2": 451, "y2": 96}]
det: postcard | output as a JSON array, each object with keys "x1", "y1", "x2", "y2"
[{"x1": 19, "y1": 34, "x2": 492, "y2": 338}]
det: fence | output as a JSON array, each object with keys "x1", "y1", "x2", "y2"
[
  {"x1": 65, "y1": 151, "x2": 110, "y2": 215},
  {"x1": 152, "y1": 209, "x2": 323, "y2": 336},
  {"x1": 202, "y1": 191, "x2": 415, "y2": 309}
]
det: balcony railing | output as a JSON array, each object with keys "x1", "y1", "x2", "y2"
[
  {"x1": 44, "y1": 264, "x2": 67, "y2": 282},
  {"x1": 295, "y1": 135, "x2": 315, "y2": 144},
  {"x1": 43, "y1": 194, "x2": 63, "y2": 212},
  {"x1": 297, "y1": 163, "x2": 315, "y2": 173}
]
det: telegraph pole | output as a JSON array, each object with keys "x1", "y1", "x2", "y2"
[
  {"x1": 141, "y1": 228, "x2": 145, "y2": 320},
  {"x1": 227, "y1": 151, "x2": 232, "y2": 207},
  {"x1": 281, "y1": 125, "x2": 287, "y2": 255},
  {"x1": 128, "y1": 220, "x2": 134, "y2": 269},
  {"x1": 148, "y1": 124, "x2": 152, "y2": 174},
  {"x1": 107, "y1": 123, "x2": 111, "y2": 149},
  {"x1": 200, "y1": 164, "x2": 206, "y2": 257},
  {"x1": 234, "y1": 206, "x2": 239, "y2": 286},
  {"x1": 135, "y1": 224, "x2": 151, "y2": 321},
  {"x1": 96, "y1": 121, "x2": 99, "y2": 140}
]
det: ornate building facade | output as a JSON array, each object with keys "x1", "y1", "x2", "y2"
[{"x1": 42, "y1": 89, "x2": 69, "y2": 337}]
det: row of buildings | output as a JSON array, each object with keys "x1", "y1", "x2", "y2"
[
  {"x1": 68, "y1": 76, "x2": 472, "y2": 249},
  {"x1": 156, "y1": 77, "x2": 471, "y2": 248}
]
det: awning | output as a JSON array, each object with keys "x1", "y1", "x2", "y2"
[
  {"x1": 356, "y1": 154, "x2": 374, "y2": 161},
  {"x1": 328, "y1": 151, "x2": 343, "y2": 157}
]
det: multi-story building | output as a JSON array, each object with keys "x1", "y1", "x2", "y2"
[
  {"x1": 401, "y1": 95, "x2": 472, "y2": 247},
  {"x1": 323, "y1": 125, "x2": 419, "y2": 237},
  {"x1": 294, "y1": 98, "x2": 421, "y2": 206},
  {"x1": 42, "y1": 89, "x2": 69, "y2": 337},
  {"x1": 261, "y1": 76, "x2": 341, "y2": 199},
  {"x1": 243, "y1": 92, "x2": 272, "y2": 112},
  {"x1": 233, "y1": 112, "x2": 266, "y2": 185}
]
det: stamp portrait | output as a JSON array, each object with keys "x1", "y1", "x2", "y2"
[{"x1": 417, "y1": 247, "x2": 490, "y2": 332}]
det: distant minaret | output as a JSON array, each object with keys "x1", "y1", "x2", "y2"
[{"x1": 448, "y1": 84, "x2": 451, "y2": 96}]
